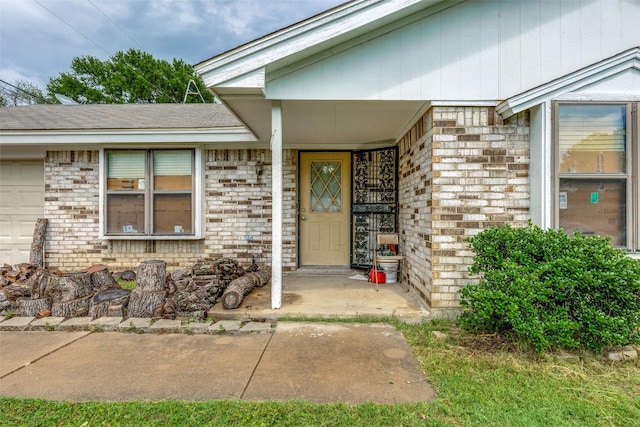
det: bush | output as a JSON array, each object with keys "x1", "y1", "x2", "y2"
[{"x1": 458, "y1": 223, "x2": 640, "y2": 352}]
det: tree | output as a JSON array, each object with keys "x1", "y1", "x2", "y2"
[
  {"x1": 0, "y1": 79, "x2": 48, "y2": 106},
  {"x1": 46, "y1": 49, "x2": 215, "y2": 104}
]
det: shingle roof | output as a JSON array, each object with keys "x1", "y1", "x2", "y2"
[{"x1": 0, "y1": 103, "x2": 243, "y2": 131}]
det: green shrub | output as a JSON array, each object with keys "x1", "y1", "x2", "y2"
[{"x1": 458, "y1": 223, "x2": 640, "y2": 352}]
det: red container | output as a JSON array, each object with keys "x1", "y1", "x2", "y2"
[{"x1": 368, "y1": 269, "x2": 386, "y2": 284}]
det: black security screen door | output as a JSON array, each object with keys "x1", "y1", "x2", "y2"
[{"x1": 351, "y1": 147, "x2": 398, "y2": 269}]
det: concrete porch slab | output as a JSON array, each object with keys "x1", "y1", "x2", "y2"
[{"x1": 208, "y1": 269, "x2": 431, "y2": 323}]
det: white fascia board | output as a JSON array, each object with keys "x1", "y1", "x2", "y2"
[
  {"x1": 0, "y1": 128, "x2": 258, "y2": 145},
  {"x1": 196, "y1": 0, "x2": 439, "y2": 89},
  {"x1": 203, "y1": 68, "x2": 265, "y2": 91},
  {"x1": 497, "y1": 47, "x2": 640, "y2": 118}
]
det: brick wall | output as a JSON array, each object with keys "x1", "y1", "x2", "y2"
[
  {"x1": 44, "y1": 149, "x2": 297, "y2": 272},
  {"x1": 398, "y1": 106, "x2": 530, "y2": 309},
  {"x1": 44, "y1": 151, "x2": 104, "y2": 270},
  {"x1": 204, "y1": 149, "x2": 298, "y2": 270}
]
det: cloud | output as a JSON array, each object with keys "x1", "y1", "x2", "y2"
[{"x1": 0, "y1": 0, "x2": 344, "y2": 90}]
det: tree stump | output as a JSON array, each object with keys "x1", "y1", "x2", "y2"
[
  {"x1": 51, "y1": 294, "x2": 91, "y2": 317},
  {"x1": 107, "y1": 304, "x2": 125, "y2": 317},
  {"x1": 127, "y1": 289, "x2": 165, "y2": 318},
  {"x1": 89, "y1": 289, "x2": 131, "y2": 318},
  {"x1": 136, "y1": 260, "x2": 167, "y2": 292},
  {"x1": 29, "y1": 218, "x2": 48, "y2": 268},
  {"x1": 16, "y1": 297, "x2": 51, "y2": 316},
  {"x1": 46, "y1": 272, "x2": 92, "y2": 303},
  {"x1": 88, "y1": 265, "x2": 118, "y2": 291}
]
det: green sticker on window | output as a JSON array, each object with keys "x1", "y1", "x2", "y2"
[{"x1": 591, "y1": 192, "x2": 599, "y2": 204}]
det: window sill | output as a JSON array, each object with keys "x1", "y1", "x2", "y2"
[{"x1": 101, "y1": 234, "x2": 204, "y2": 241}]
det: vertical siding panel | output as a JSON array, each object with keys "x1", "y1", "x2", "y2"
[
  {"x1": 580, "y1": 0, "x2": 603, "y2": 66},
  {"x1": 360, "y1": 41, "x2": 381, "y2": 99},
  {"x1": 539, "y1": 0, "x2": 562, "y2": 84},
  {"x1": 480, "y1": 2, "x2": 500, "y2": 99},
  {"x1": 499, "y1": 0, "x2": 522, "y2": 96},
  {"x1": 600, "y1": 0, "x2": 622, "y2": 53},
  {"x1": 398, "y1": 26, "x2": 423, "y2": 99},
  {"x1": 419, "y1": 14, "x2": 442, "y2": 98},
  {"x1": 439, "y1": 7, "x2": 463, "y2": 99},
  {"x1": 520, "y1": 0, "x2": 542, "y2": 92},
  {"x1": 620, "y1": 0, "x2": 638, "y2": 51},
  {"x1": 560, "y1": 1, "x2": 583, "y2": 74},
  {"x1": 265, "y1": 0, "x2": 640, "y2": 101},
  {"x1": 379, "y1": 31, "x2": 401, "y2": 98},
  {"x1": 282, "y1": 66, "x2": 306, "y2": 98},
  {"x1": 459, "y1": 0, "x2": 483, "y2": 97},
  {"x1": 299, "y1": 62, "x2": 319, "y2": 99}
]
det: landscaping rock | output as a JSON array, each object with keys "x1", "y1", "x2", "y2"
[{"x1": 607, "y1": 345, "x2": 638, "y2": 361}]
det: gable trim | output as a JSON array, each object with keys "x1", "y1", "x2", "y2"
[
  {"x1": 497, "y1": 47, "x2": 640, "y2": 118},
  {"x1": 195, "y1": 0, "x2": 448, "y2": 89}
]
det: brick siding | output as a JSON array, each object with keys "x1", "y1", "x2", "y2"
[
  {"x1": 43, "y1": 149, "x2": 297, "y2": 272},
  {"x1": 398, "y1": 106, "x2": 530, "y2": 309}
]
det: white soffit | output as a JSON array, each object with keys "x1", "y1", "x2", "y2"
[{"x1": 497, "y1": 47, "x2": 640, "y2": 118}]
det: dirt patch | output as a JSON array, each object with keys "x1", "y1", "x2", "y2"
[
  {"x1": 453, "y1": 333, "x2": 520, "y2": 354},
  {"x1": 283, "y1": 293, "x2": 301, "y2": 304}
]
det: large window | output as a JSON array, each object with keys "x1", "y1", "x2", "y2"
[
  {"x1": 555, "y1": 103, "x2": 638, "y2": 250},
  {"x1": 104, "y1": 149, "x2": 195, "y2": 237}
]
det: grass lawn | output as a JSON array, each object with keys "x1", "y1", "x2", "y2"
[{"x1": 1, "y1": 319, "x2": 638, "y2": 426}]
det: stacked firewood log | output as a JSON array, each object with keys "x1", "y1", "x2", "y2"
[
  {"x1": 155, "y1": 258, "x2": 246, "y2": 320},
  {"x1": 0, "y1": 264, "x2": 48, "y2": 316},
  {"x1": 221, "y1": 265, "x2": 271, "y2": 309},
  {"x1": 0, "y1": 257, "x2": 272, "y2": 320},
  {"x1": 0, "y1": 263, "x2": 125, "y2": 318}
]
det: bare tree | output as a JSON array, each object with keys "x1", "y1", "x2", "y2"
[{"x1": 0, "y1": 79, "x2": 48, "y2": 106}]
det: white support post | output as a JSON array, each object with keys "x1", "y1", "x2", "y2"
[
  {"x1": 271, "y1": 100, "x2": 283, "y2": 309},
  {"x1": 529, "y1": 101, "x2": 553, "y2": 229}
]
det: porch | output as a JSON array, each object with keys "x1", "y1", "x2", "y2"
[{"x1": 208, "y1": 268, "x2": 431, "y2": 324}]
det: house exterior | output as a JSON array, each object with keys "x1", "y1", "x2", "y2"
[{"x1": 2, "y1": 0, "x2": 639, "y2": 314}]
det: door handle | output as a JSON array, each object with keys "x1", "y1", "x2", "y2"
[{"x1": 301, "y1": 215, "x2": 306, "y2": 221}]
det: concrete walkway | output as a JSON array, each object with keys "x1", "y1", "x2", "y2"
[{"x1": 0, "y1": 322, "x2": 435, "y2": 404}]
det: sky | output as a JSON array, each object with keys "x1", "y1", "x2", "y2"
[{"x1": 0, "y1": 0, "x2": 346, "y2": 90}]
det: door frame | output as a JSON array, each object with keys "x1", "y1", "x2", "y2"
[
  {"x1": 298, "y1": 151, "x2": 352, "y2": 266},
  {"x1": 297, "y1": 148, "x2": 399, "y2": 269}
]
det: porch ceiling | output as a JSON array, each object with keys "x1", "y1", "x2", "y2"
[{"x1": 221, "y1": 97, "x2": 427, "y2": 149}]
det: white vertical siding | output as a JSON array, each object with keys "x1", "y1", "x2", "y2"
[{"x1": 266, "y1": 0, "x2": 640, "y2": 101}]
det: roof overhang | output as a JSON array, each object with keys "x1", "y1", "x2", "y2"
[
  {"x1": 497, "y1": 47, "x2": 640, "y2": 117},
  {"x1": 195, "y1": 0, "x2": 453, "y2": 148},
  {"x1": 0, "y1": 127, "x2": 258, "y2": 147}
]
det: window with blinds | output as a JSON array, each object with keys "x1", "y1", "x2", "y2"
[
  {"x1": 105, "y1": 149, "x2": 194, "y2": 236},
  {"x1": 558, "y1": 104, "x2": 626, "y2": 174},
  {"x1": 555, "y1": 103, "x2": 634, "y2": 249}
]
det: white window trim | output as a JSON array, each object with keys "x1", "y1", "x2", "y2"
[
  {"x1": 99, "y1": 147, "x2": 205, "y2": 240},
  {"x1": 547, "y1": 101, "x2": 638, "y2": 252}
]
